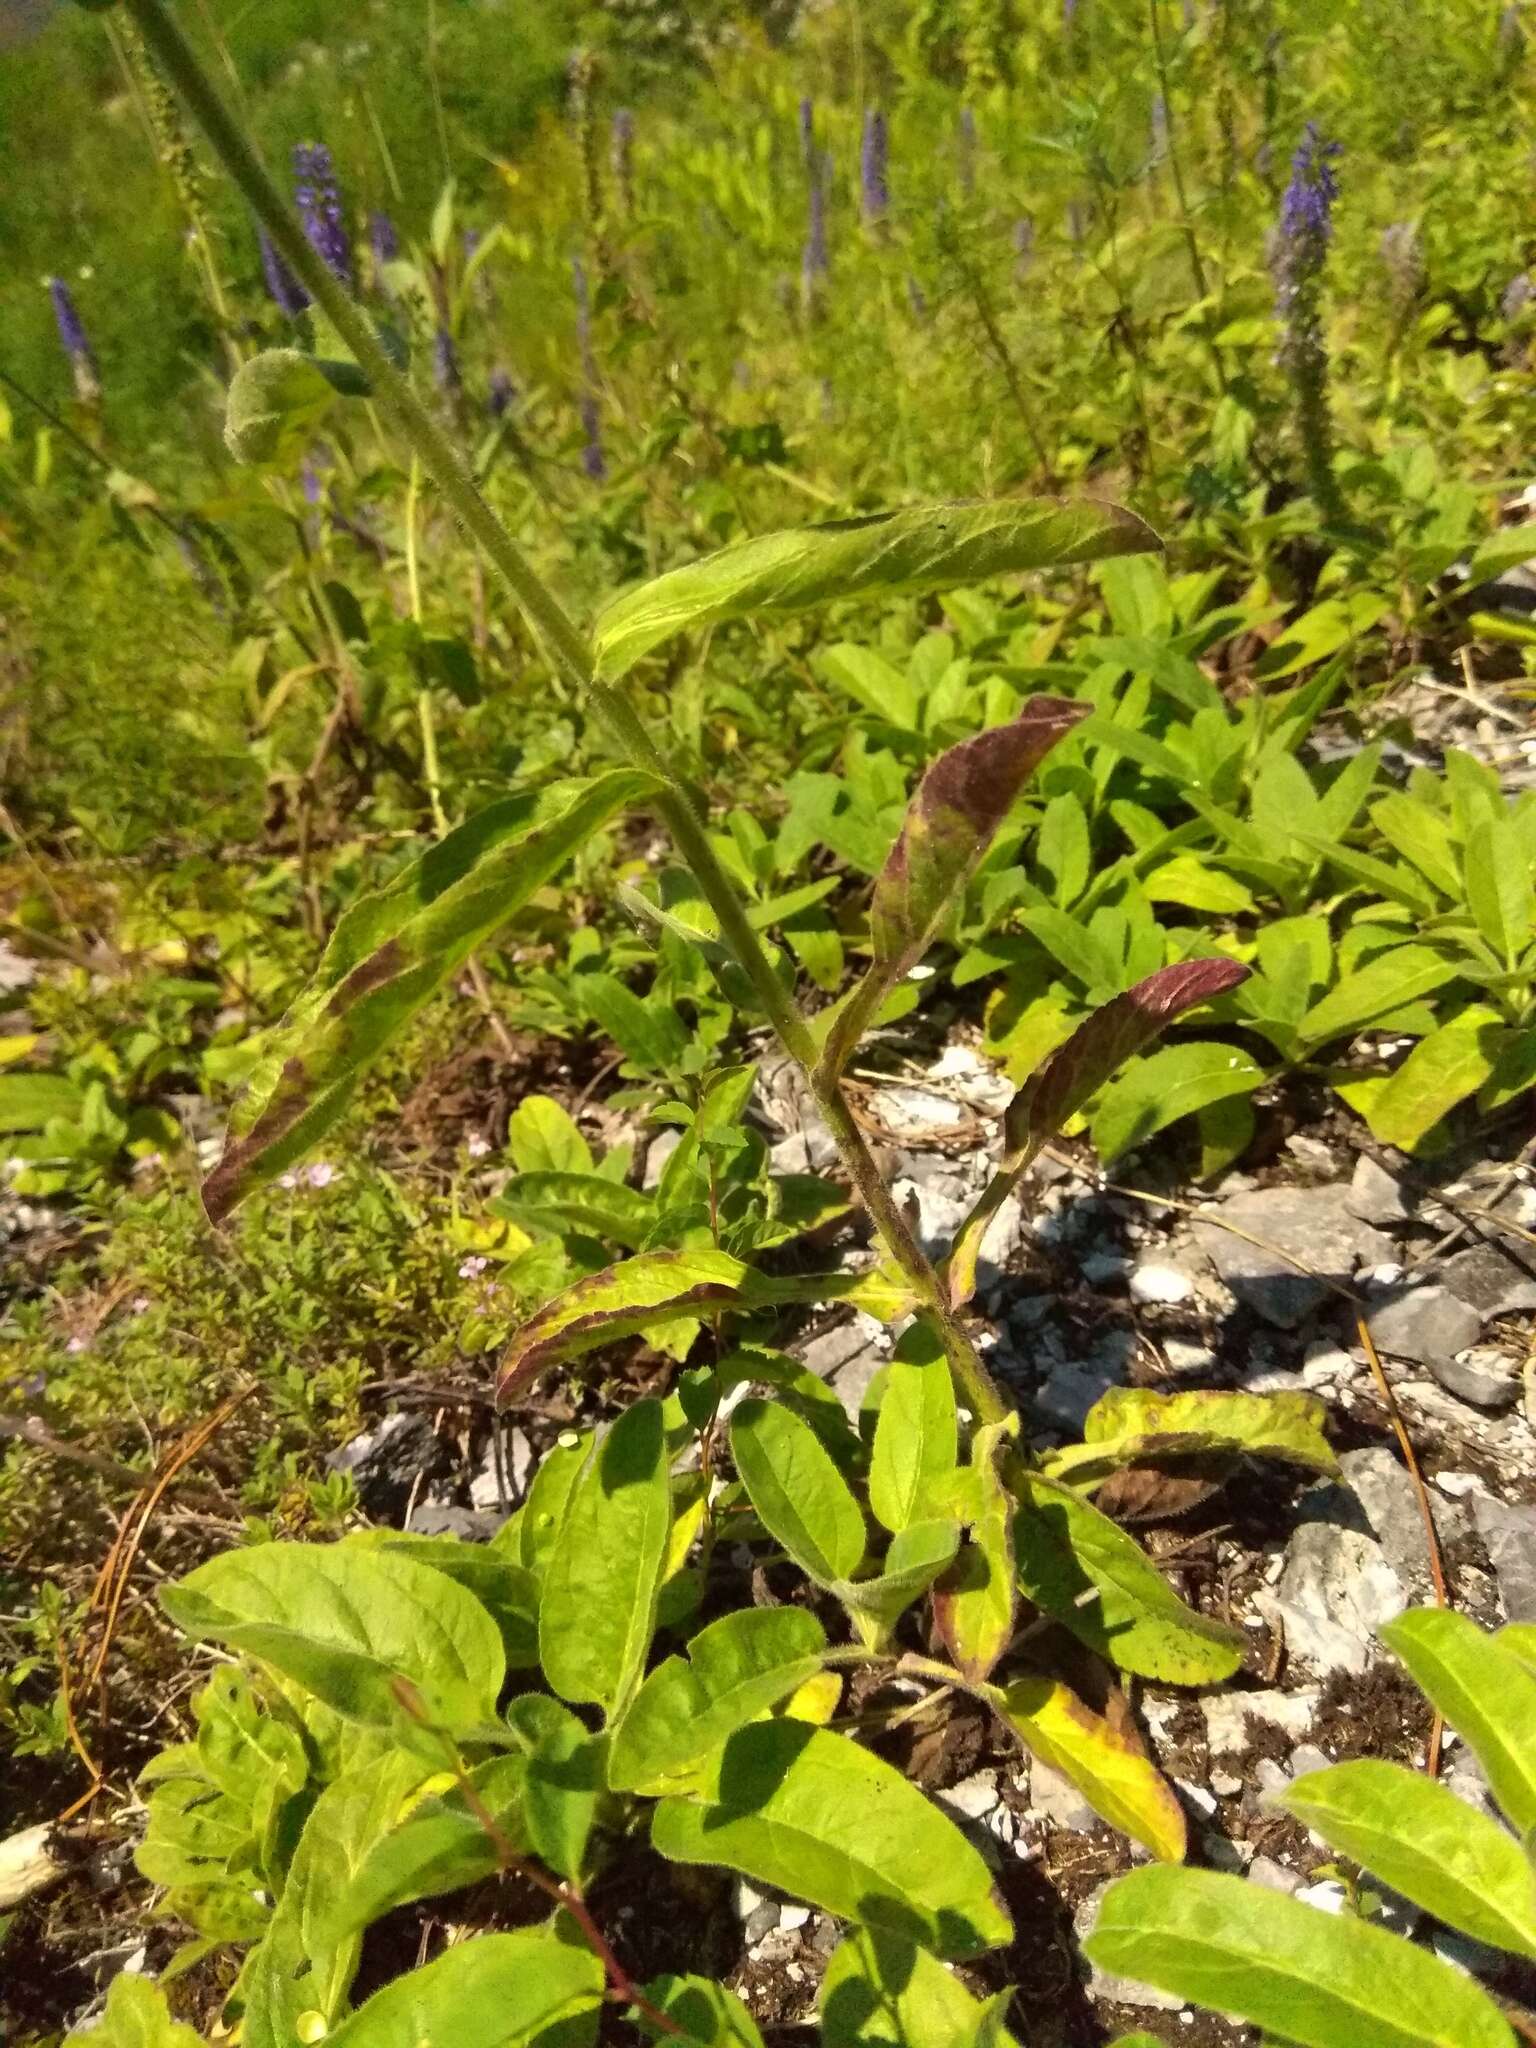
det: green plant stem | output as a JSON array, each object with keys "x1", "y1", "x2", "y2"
[
  {"x1": 1146, "y1": 0, "x2": 1228, "y2": 399},
  {"x1": 122, "y1": 0, "x2": 1008, "y2": 1429}
]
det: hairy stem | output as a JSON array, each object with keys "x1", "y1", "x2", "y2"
[{"x1": 122, "y1": 0, "x2": 1009, "y2": 1427}]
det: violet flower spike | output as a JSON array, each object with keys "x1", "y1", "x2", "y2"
[
  {"x1": 368, "y1": 211, "x2": 399, "y2": 267},
  {"x1": 48, "y1": 277, "x2": 100, "y2": 402},
  {"x1": 860, "y1": 108, "x2": 889, "y2": 226},
  {"x1": 488, "y1": 368, "x2": 517, "y2": 418},
  {"x1": 258, "y1": 227, "x2": 309, "y2": 317},
  {"x1": 293, "y1": 142, "x2": 353, "y2": 287},
  {"x1": 798, "y1": 95, "x2": 815, "y2": 169},
  {"x1": 1271, "y1": 123, "x2": 1344, "y2": 516},
  {"x1": 572, "y1": 256, "x2": 606, "y2": 481},
  {"x1": 958, "y1": 106, "x2": 977, "y2": 197},
  {"x1": 433, "y1": 326, "x2": 463, "y2": 399},
  {"x1": 612, "y1": 108, "x2": 636, "y2": 215}
]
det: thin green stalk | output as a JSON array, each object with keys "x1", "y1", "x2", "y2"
[
  {"x1": 118, "y1": 0, "x2": 1008, "y2": 1429},
  {"x1": 1147, "y1": 0, "x2": 1228, "y2": 398}
]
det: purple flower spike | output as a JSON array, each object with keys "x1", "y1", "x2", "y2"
[
  {"x1": 368, "y1": 211, "x2": 399, "y2": 267},
  {"x1": 860, "y1": 108, "x2": 889, "y2": 225},
  {"x1": 612, "y1": 107, "x2": 635, "y2": 212},
  {"x1": 958, "y1": 106, "x2": 977, "y2": 196},
  {"x1": 433, "y1": 326, "x2": 462, "y2": 398},
  {"x1": 48, "y1": 278, "x2": 100, "y2": 402},
  {"x1": 1278, "y1": 121, "x2": 1342, "y2": 249},
  {"x1": 1272, "y1": 123, "x2": 1344, "y2": 513},
  {"x1": 572, "y1": 256, "x2": 606, "y2": 481},
  {"x1": 488, "y1": 367, "x2": 517, "y2": 418},
  {"x1": 798, "y1": 95, "x2": 815, "y2": 167},
  {"x1": 293, "y1": 142, "x2": 353, "y2": 287},
  {"x1": 802, "y1": 166, "x2": 830, "y2": 299},
  {"x1": 258, "y1": 227, "x2": 310, "y2": 317}
]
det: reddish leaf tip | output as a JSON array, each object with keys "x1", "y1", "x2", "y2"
[{"x1": 1126, "y1": 957, "x2": 1250, "y2": 1019}]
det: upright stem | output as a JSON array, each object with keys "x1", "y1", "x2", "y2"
[
  {"x1": 119, "y1": 0, "x2": 1009, "y2": 1430},
  {"x1": 1147, "y1": 0, "x2": 1228, "y2": 397}
]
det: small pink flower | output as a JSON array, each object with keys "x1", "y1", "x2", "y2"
[
  {"x1": 458, "y1": 1255, "x2": 490, "y2": 1280},
  {"x1": 66, "y1": 1336, "x2": 87, "y2": 1355},
  {"x1": 305, "y1": 1161, "x2": 337, "y2": 1189},
  {"x1": 131, "y1": 1297, "x2": 151, "y2": 1316},
  {"x1": 466, "y1": 1134, "x2": 492, "y2": 1159},
  {"x1": 278, "y1": 1171, "x2": 299, "y2": 1190}
]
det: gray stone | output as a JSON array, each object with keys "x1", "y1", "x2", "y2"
[
  {"x1": 1202, "y1": 1688, "x2": 1322, "y2": 1758},
  {"x1": 1192, "y1": 1185, "x2": 1394, "y2": 1328},
  {"x1": 1258, "y1": 1521, "x2": 1407, "y2": 1673},
  {"x1": 756, "y1": 1051, "x2": 839, "y2": 1173},
  {"x1": 798, "y1": 1319, "x2": 874, "y2": 1383},
  {"x1": 470, "y1": 1426, "x2": 534, "y2": 1510},
  {"x1": 1289, "y1": 1743, "x2": 1333, "y2": 1780},
  {"x1": 1339, "y1": 1446, "x2": 1457, "y2": 1601},
  {"x1": 1348, "y1": 1154, "x2": 1412, "y2": 1226},
  {"x1": 1128, "y1": 1261, "x2": 1196, "y2": 1305},
  {"x1": 1367, "y1": 1284, "x2": 1483, "y2": 1366},
  {"x1": 1077, "y1": 1880, "x2": 1185, "y2": 2011},
  {"x1": 1439, "y1": 1242, "x2": 1536, "y2": 1318},
  {"x1": 1471, "y1": 1492, "x2": 1536, "y2": 1621},
  {"x1": 642, "y1": 1127, "x2": 682, "y2": 1189},
  {"x1": 935, "y1": 1771, "x2": 1002, "y2": 1822},
  {"x1": 743, "y1": 1902, "x2": 781, "y2": 1944},
  {"x1": 1250, "y1": 1855, "x2": 1303, "y2": 1894},
  {"x1": 407, "y1": 1502, "x2": 501, "y2": 1540},
  {"x1": 1426, "y1": 1346, "x2": 1521, "y2": 1413},
  {"x1": 327, "y1": 1411, "x2": 450, "y2": 1521},
  {"x1": 1028, "y1": 1760, "x2": 1097, "y2": 1832},
  {"x1": 1431, "y1": 1927, "x2": 1508, "y2": 1980},
  {"x1": 892, "y1": 1174, "x2": 971, "y2": 1260}
]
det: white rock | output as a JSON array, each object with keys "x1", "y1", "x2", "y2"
[
  {"x1": 1250, "y1": 1855, "x2": 1302, "y2": 1894},
  {"x1": 1296, "y1": 1879, "x2": 1349, "y2": 1915},
  {"x1": 1434, "y1": 1470, "x2": 1487, "y2": 1500},
  {"x1": 1129, "y1": 1262, "x2": 1195, "y2": 1305},
  {"x1": 1202, "y1": 1688, "x2": 1322, "y2": 1757},
  {"x1": 936, "y1": 1771, "x2": 1002, "y2": 1822},
  {"x1": 779, "y1": 1905, "x2": 811, "y2": 1932}
]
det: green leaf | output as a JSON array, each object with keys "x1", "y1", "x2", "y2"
[
  {"x1": 580, "y1": 973, "x2": 690, "y2": 1074},
  {"x1": 608, "y1": 1606, "x2": 828, "y2": 1795},
  {"x1": 74, "y1": 1973, "x2": 205, "y2": 2048},
  {"x1": 831, "y1": 1519, "x2": 961, "y2": 1649},
  {"x1": 204, "y1": 774, "x2": 654, "y2": 1221},
  {"x1": 1296, "y1": 945, "x2": 1461, "y2": 1048},
  {"x1": 996, "y1": 1675, "x2": 1185, "y2": 1862},
  {"x1": 1280, "y1": 1760, "x2": 1536, "y2": 1960},
  {"x1": 818, "y1": 644, "x2": 920, "y2": 728},
  {"x1": 1381, "y1": 1609, "x2": 1536, "y2": 1835},
  {"x1": 731, "y1": 1398, "x2": 867, "y2": 1584},
  {"x1": 1363, "y1": 1008, "x2": 1505, "y2": 1152},
  {"x1": 539, "y1": 1399, "x2": 671, "y2": 1721},
  {"x1": 1084, "y1": 1866, "x2": 1517, "y2": 2048},
  {"x1": 497, "y1": 1250, "x2": 746, "y2": 1401},
  {"x1": 868, "y1": 1343, "x2": 958, "y2": 1535},
  {"x1": 503, "y1": 1694, "x2": 602, "y2": 1883},
  {"x1": 1370, "y1": 793, "x2": 1461, "y2": 899},
  {"x1": 933, "y1": 1422, "x2": 1016, "y2": 1681},
  {"x1": 224, "y1": 348, "x2": 369, "y2": 463},
  {"x1": 1090, "y1": 1039, "x2": 1264, "y2": 1163},
  {"x1": 592, "y1": 497, "x2": 1159, "y2": 680},
  {"x1": 651, "y1": 1721, "x2": 1011, "y2": 1958},
  {"x1": 323, "y1": 1929, "x2": 603, "y2": 2048},
  {"x1": 1463, "y1": 818, "x2": 1534, "y2": 969},
  {"x1": 336, "y1": 1755, "x2": 529, "y2": 1937},
  {"x1": 517, "y1": 1437, "x2": 590, "y2": 1574},
  {"x1": 1012, "y1": 1476, "x2": 1244, "y2": 1683},
  {"x1": 378, "y1": 1536, "x2": 539, "y2": 1669},
  {"x1": 243, "y1": 1755, "x2": 426, "y2": 2048},
  {"x1": 1143, "y1": 855, "x2": 1257, "y2": 915},
  {"x1": 161, "y1": 1543, "x2": 505, "y2": 1734},
  {"x1": 636, "y1": 1977, "x2": 766, "y2": 2048},
  {"x1": 0, "y1": 1073, "x2": 81, "y2": 1133},
  {"x1": 507, "y1": 1096, "x2": 593, "y2": 1175},
  {"x1": 497, "y1": 1171, "x2": 657, "y2": 1250},
  {"x1": 820, "y1": 1927, "x2": 1019, "y2": 2048},
  {"x1": 1038, "y1": 793, "x2": 1092, "y2": 906},
  {"x1": 1048, "y1": 1386, "x2": 1338, "y2": 1486}
]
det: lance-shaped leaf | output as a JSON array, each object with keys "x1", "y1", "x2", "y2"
[
  {"x1": 607, "y1": 1607, "x2": 828, "y2": 1795},
  {"x1": 731, "y1": 1399, "x2": 867, "y2": 1585},
  {"x1": 322, "y1": 1928, "x2": 604, "y2": 2048},
  {"x1": 1043, "y1": 1387, "x2": 1338, "y2": 1491},
  {"x1": 205, "y1": 772, "x2": 656, "y2": 1223},
  {"x1": 651, "y1": 1721, "x2": 1012, "y2": 1957},
  {"x1": 592, "y1": 497, "x2": 1160, "y2": 681},
  {"x1": 944, "y1": 958, "x2": 1250, "y2": 1307},
  {"x1": 997, "y1": 1674, "x2": 1185, "y2": 1862},
  {"x1": 1381, "y1": 1608, "x2": 1536, "y2": 1835},
  {"x1": 497, "y1": 1252, "x2": 914, "y2": 1405},
  {"x1": 1084, "y1": 1867, "x2": 1518, "y2": 2048},
  {"x1": 831, "y1": 1519, "x2": 962, "y2": 1650},
  {"x1": 933, "y1": 1421, "x2": 1016, "y2": 1681},
  {"x1": 1012, "y1": 1476, "x2": 1244, "y2": 1685},
  {"x1": 867, "y1": 1334, "x2": 959, "y2": 1535}
]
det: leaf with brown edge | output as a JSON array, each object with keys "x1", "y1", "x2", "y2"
[
  {"x1": 942, "y1": 956, "x2": 1250, "y2": 1308},
  {"x1": 204, "y1": 772, "x2": 657, "y2": 1223},
  {"x1": 495, "y1": 1252, "x2": 915, "y2": 1406},
  {"x1": 1043, "y1": 1387, "x2": 1338, "y2": 1493},
  {"x1": 996, "y1": 1672, "x2": 1186, "y2": 1862},
  {"x1": 822, "y1": 698, "x2": 1087, "y2": 1078},
  {"x1": 592, "y1": 496, "x2": 1161, "y2": 681}
]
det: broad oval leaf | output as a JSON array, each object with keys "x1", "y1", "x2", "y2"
[
  {"x1": 1089, "y1": 1039, "x2": 1265, "y2": 1164},
  {"x1": 1279, "y1": 1759, "x2": 1536, "y2": 1961},
  {"x1": 161, "y1": 1543, "x2": 505, "y2": 1733},
  {"x1": 1381, "y1": 1608, "x2": 1536, "y2": 1835},
  {"x1": 820, "y1": 1927, "x2": 1020, "y2": 2048},
  {"x1": 1013, "y1": 1476, "x2": 1244, "y2": 1684},
  {"x1": 731, "y1": 1398, "x2": 867, "y2": 1585},
  {"x1": 868, "y1": 1342, "x2": 958, "y2": 1535},
  {"x1": 498, "y1": 1249, "x2": 749, "y2": 1403},
  {"x1": 205, "y1": 772, "x2": 656, "y2": 1222},
  {"x1": 592, "y1": 497, "x2": 1160, "y2": 680},
  {"x1": 323, "y1": 1928, "x2": 604, "y2": 2048},
  {"x1": 504, "y1": 1693, "x2": 602, "y2": 1883},
  {"x1": 539, "y1": 1399, "x2": 671, "y2": 1722},
  {"x1": 1363, "y1": 1008, "x2": 1505, "y2": 1154},
  {"x1": 336, "y1": 1755, "x2": 529, "y2": 1938},
  {"x1": 224, "y1": 348, "x2": 369, "y2": 464},
  {"x1": 378, "y1": 1535, "x2": 540, "y2": 1668},
  {"x1": 997, "y1": 1676, "x2": 1186, "y2": 1862},
  {"x1": 76, "y1": 1975, "x2": 205, "y2": 2048},
  {"x1": 651, "y1": 1721, "x2": 1011, "y2": 1958},
  {"x1": 608, "y1": 1606, "x2": 828, "y2": 1795},
  {"x1": 1084, "y1": 1866, "x2": 1518, "y2": 2048}
]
